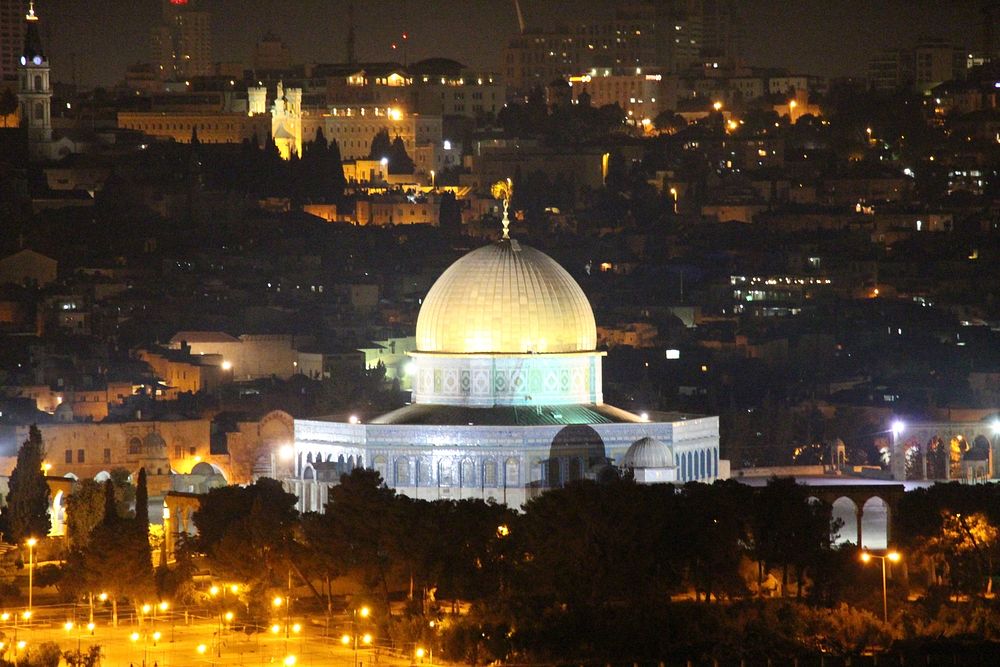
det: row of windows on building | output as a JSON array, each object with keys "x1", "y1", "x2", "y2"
[
  {"x1": 384, "y1": 456, "x2": 520, "y2": 488},
  {"x1": 678, "y1": 448, "x2": 719, "y2": 481}
]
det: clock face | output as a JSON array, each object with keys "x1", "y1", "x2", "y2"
[
  {"x1": 20, "y1": 56, "x2": 26, "y2": 65},
  {"x1": 32, "y1": 56, "x2": 42, "y2": 65}
]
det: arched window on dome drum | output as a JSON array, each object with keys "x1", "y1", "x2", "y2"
[
  {"x1": 461, "y1": 458, "x2": 475, "y2": 487},
  {"x1": 504, "y1": 458, "x2": 519, "y2": 487},
  {"x1": 128, "y1": 437, "x2": 142, "y2": 455},
  {"x1": 713, "y1": 449, "x2": 719, "y2": 477},
  {"x1": 373, "y1": 455, "x2": 387, "y2": 482},
  {"x1": 347, "y1": 454, "x2": 355, "y2": 470},
  {"x1": 483, "y1": 460, "x2": 498, "y2": 488},
  {"x1": 698, "y1": 450, "x2": 705, "y2": 479},
  {"x1": 395, "y1": 457, "x2": 410, "y2": 486},
  {"x1": 337, "y1": 455, "x2": 346, "y2": 475},
  {"x1": 439, "y1": 458, "x2": 454, "y2": 487}
]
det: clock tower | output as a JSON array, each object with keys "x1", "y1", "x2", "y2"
[{"x1": 18, "y1": 1, "x2": 52, "y2": 160}]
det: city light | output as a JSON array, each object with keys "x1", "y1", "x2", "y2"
[
  {"x1": 273, "y1": 596, "x2": 283, "y2": 607},
  {"x1": 272, "y1": 624, "x2": 281, "y2": 634},
  {"x1": 130, "y1": 632, "x2": 140, "y2": 642},
  {"x1": 891, "y1": 420, "x2": 905, "y2": 437},
  {"x1": 362, "y1": 633, "x2": 373, "y2": 644},
  {"x1": 284, "y1": 656, "x2": 297, "y2": 666},
  {"x1": 341, "y1": 634, "x2": 351, "y2": 645},
  {"x1": 279, "y1": 445, "x2": 294, "y2": 461},
  {"x1": 197, "y1": 644, "x2": 207, "y2": 654}
]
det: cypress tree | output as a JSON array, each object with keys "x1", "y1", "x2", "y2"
[
  {"x1": 135, "y1": 467, "x2": 149, "y2": 529},
  {"x1": 1, "y1": 425, "x2": 51, "y2": 543},
  {"x1": 102, "y1": 479, "x2": 117, "y2": 526}
]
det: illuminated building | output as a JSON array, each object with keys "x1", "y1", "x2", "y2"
[
  {"x1": 151, "y1": 0, "x2": 213, "y2": 81},
  {"x1": 16, "y1": 1, "x2": 53, "y2": 160},
  {"x1": 0, "y1": 0, "x2": 26, "y2": 88},
  {"x1": 284, "y1": 211, "x2": 722, "y2": 510}
]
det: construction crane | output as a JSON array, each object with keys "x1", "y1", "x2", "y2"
[{"x1": 513, "y1": 0, "x2": 526, "y2": 33}]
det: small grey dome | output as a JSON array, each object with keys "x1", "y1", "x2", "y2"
[
  {"x1": 142, "y1": 432, "x2": 167, "y2": 451},
  {"x1": 621, "y1": 437, "x2": 674, "y2": 469}
]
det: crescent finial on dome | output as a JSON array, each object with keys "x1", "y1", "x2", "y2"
[{"x1": 491, "y1": 178, "x2": 513, "y2": 239}]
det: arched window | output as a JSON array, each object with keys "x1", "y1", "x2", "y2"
[
  {"x1": 394, "y1": 457, "x2": 410, "y2": 486},
  {"x1": 373, "y1": 455, "x2": 387, "y2": 482},
  {"x1": 483, "y1": 460, "x2": 498, "y2": 487},
  {"x1": 128, "y1": 437, "x2": 142, "y2": 455},
  {"x1": 504, "y1": 458, "x2": 519, "y2": 487},
  {"x1": 700, "y1": 450, "x2": 706, "y2": 478},
  {"x1": 461, "y1": 458, "x2": 475, "y2": 487},
  {"x1": 438, "y1": 458, "x2": 453, "y2": 487},
  {"x1": 568, "y1": 457, "x2": 584, "y2": 482},
  {"x1": 416, "y1": 458, "x2": 431, "y2": 487},
  {"x1": 34, "y1": 75, "x2": 42, "y2": 91}
]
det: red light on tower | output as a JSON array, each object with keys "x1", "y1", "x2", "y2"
[{"x1": 170, "y1": 0, "x2": 189, "y2": 5}]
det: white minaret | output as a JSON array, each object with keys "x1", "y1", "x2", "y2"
[{"x1": 18, "y1": 2, "x2": 53, "y2": 160}]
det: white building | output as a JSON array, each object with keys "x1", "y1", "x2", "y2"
[{"x1": 284, "y1": 213, "x2": 722, "y2": 511}]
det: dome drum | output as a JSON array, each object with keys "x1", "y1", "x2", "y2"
[{"x1": 409, "y1": 351, "x2": 605, "y2": 407}]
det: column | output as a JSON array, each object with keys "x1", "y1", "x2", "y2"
[{"x1": 856, "y1": 506, "x2": 864, "y2": 548}]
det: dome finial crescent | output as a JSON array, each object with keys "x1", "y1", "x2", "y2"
[{"x1": 491, "y1": 178, "x2": 513, "y2": 239}]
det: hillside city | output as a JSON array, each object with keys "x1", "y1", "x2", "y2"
[{"x1": 0, "y1": 1, "x2": 999, "y2": 665}]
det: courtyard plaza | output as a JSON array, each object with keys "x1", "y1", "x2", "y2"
[{"x1": 0, "y1": 600, "x2": 426, "y2": 667}]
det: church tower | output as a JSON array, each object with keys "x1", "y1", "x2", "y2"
[{"x1": 17, "y1": 1, "x2": 52, "y2": 161}]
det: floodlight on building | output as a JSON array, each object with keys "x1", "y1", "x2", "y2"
[
  {"x1": 349, "y1": 415, "x2": 360, "y2": 424},
  {"x1": 279, "y1": 444, "x2": 294, "y2": 461},
  {"x1": 221, "y1": 361, "x2": 232, "y2": 371},
  {"x1": 891, "y1": 420, "x2": 905, "y2": 437},
  {"x1": 640, "y1": 412, "x2": 649, "y2": 422},
  {"x1": 380, "y1": 157, "x2": 389, "y2": 167},
  {"x1": 665, "y1": 349, "x2": 680, "y2": 360},
  {"x1": 713, "y1": 101, "x2": 722, "y2": 111}
]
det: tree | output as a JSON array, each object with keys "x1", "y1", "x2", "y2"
[
  {"x1": 135, "y1": 467, "x2": 149, "y2": 529},
  {"x1": 75, "y1": 481, "x2": 155, "y2": 625},
  {"x1": 320, "y1": 468, "x2": 399, "y2": 611},
  {"x1": 0, "y1": 88, "x2": 17, "y2": 128},
  {"x1": 192, "y1": 478, "x2": 299, "y2": 616},
  {"x1": 1, "y1": 425, "x2": 51, "y2": 543},
  {"x1": 369, "y1": 129, "x2": 392, "y2": 161},
  {"x1": 65, "y1": 472, "x2": 134, "y2": 548},
  {"x1": 388, "y1": 135, "x2": 414, "y2": 174}
]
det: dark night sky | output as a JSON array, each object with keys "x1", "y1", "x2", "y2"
[{"x1": 37, "y1": 0, "x2": 982, "y2": 88}]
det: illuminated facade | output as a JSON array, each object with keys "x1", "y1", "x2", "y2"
[{"x1": 285, "y1": 224, "x2": 722, "y2": 510}]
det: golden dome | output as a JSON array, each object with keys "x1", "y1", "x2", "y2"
[{"x1": 416, "y1": 240, "x2": 596, "y2": 354}]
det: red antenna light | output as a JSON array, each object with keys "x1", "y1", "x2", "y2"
[
  {"x1": 391, "y1": 43, "x2": 397, "y2": 50},
  {"x1": 402, "y1": 32, "x2": 408, "y2": 40}
]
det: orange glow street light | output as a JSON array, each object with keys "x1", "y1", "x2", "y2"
[{"x1": 861, "y1": 549, "x2": 901, "y2": 623}]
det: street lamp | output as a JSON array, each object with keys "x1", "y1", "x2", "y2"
[
  {"x1": 860, "y1": 549, "x2": 901, "y2": 623},
  {"x1": 25, "y1": 538, "x2": 37, "y2": 615},
  {"x1": 351, "y1": 606, "x2": 372, "y2": 667}
]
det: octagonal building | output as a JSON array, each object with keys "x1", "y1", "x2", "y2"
[{"x1": 288, "y1": 237, "x2": 722, "y2": 510}]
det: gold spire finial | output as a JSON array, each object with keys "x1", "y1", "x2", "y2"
[
  {"x1": 26, "y1": 1, "x2": 38, "y2": 20},
  {"x1": 491, "y1": 178, "x2": 513, "y2": 239}
]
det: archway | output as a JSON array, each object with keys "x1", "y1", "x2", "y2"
[
  {"x1": 831, "y1": 496, "x2": 859, "y2": 546},
  {"x1": 861, "y1": 496, "x2": 889, "y2": 549},
  {"x1": 548, "y1": 424, "x2": 607, "y2": 488}
]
